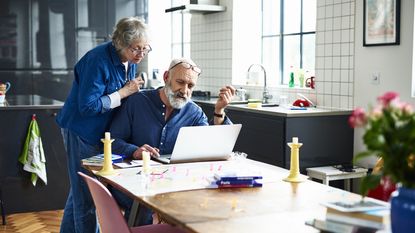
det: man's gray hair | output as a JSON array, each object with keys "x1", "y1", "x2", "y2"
[
  {"x1": 111, "y1": 16, "x2": 149, "y2": 50},
  {"x1": 168, "y1": 57, "x2": 197, "y2": 70}
]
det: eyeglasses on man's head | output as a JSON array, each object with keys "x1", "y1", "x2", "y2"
[
  {"x1": 129, "y1": 45, "x2": 152, "y2": 56},
  {"x1": 169, "y1": 61, "x2": 202, "y2": 75}
]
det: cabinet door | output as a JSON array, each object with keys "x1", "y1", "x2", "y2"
[
  {"x1": 226, "y1": 109, "x2": 285, "y2": 167},
  {"x1": 0, "y1": 109, "x2": 69, "y2": 213},
  {"x1": 196, "y1": 102, "x2": 215, "y2": 120},
  {"x1": 285, "y1": 115, "x2": 354, "y2": 171}
]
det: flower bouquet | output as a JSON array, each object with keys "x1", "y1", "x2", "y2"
[{"x1": 349, "y1": 92, "x2": 415, "y2": 197}]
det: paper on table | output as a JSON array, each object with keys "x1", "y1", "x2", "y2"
[{"x1": 114, "y1": 159, "x2": 161, "y2": 168}]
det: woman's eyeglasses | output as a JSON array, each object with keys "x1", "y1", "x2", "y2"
[
  {"x1": 169, "y1": 62, "x2": 202, "y2": 75},
  {"x1": 129, "y1": 45, "x2": 152, "y2": 56}
]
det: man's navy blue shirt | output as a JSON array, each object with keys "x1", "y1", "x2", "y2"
[{"x1": 110, "y1": 89, "x2": 232, "y2": 157}]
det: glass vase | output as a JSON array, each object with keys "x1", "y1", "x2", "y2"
[{"x1": 390, "y1": 187, "x2": 415, "y2": 233}]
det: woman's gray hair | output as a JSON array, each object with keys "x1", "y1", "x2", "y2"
[{"x1": 111, "y1": 16, "x2": 149, "y2": 50}]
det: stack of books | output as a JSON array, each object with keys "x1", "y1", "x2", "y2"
[
  {"x1": 306, "y1": 199, "x2": 390, "y2": 233},
  {"x1": 213, "y1": 172, "x2": 262, "y2": 188},
  {"x1": 81, "y1": 154, "x2": 123, "y2": 166}
]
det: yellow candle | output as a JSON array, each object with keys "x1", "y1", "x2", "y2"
[
  {"x1": 105, "y1": 132, "x2": 111, "y2": 140},
  {"x1": 142, "y1": 151, "x2": 150, "y2": 173},
  {"x1": 292, "y1": 137, "x2": 298, "y2": 144}
]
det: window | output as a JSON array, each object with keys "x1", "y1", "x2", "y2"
[{"x1": 262, "y1": 0, "x2": 316, "y2": 86}]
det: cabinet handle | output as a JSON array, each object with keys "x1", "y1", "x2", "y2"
[{"x1": 51, "y1": 112, "x2": 57, "y2": 117}]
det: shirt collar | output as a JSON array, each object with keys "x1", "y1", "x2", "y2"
[{"x1": 108, "y1": 42, "x2": 127, "y2": 68}]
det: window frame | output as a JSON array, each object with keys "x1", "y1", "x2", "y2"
[{"x1": 261, "y1": 0, "x2": 316, "y2": 86}]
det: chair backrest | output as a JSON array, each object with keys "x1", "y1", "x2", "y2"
[{"x1": 78, "y1": 172, "x2": 131, "y2": 233}]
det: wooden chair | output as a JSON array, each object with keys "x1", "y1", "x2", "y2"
[{"x1": 78, "y1": 172, "x2": 185, "y2": 233}]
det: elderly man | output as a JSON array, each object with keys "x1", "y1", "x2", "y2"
[
  {"x1": 108, "y1": 57, "x2": 235, "y2": 225},
  {"x1": 110, "y1": 57, "x2": 235, "y2": 160}
]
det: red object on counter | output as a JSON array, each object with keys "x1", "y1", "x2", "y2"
[
  {"x1": 306, "y1": 76, "x2": 315, "y2": 89},
  {"x1": 292, "y1": 99, "x2": 311, "y2": 107}
]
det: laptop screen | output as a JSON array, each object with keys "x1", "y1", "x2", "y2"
[{"x1": 160, "y1": 124, "x2": 242, "y2": 163}]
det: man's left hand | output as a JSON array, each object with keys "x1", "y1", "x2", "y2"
[{"x1": 215, "y1": 85, "x2": 236, "y2": 113}]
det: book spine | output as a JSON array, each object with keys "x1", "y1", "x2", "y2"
[
  {"x1": 216, "y1": 180, "x2": 255, "y2": 185},
  {"x1": 215, "y1": 176, "x2": 262, "y2": 182},
  {"x1": 326, "y1": 213, "x2": 384, "y2": 229},
  {"x1": 217, "y1": 182, "x2": 262, "y2": 188}
]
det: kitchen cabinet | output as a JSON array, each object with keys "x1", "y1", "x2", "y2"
[
  {"x1": 196, "y1": 101, "x2": 354, "y2": 173},
  {"x1": 0, "y1": 95, "x2": 68, "y2": 214}
]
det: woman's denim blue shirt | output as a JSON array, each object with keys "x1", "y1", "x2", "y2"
[{"x1": 56, "y1": 41, "x2": 137, "y2": 145}]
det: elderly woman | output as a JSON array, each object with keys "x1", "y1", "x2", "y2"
[{"x1": 56, "y1": 17, "x2": 151, "y2": 233}]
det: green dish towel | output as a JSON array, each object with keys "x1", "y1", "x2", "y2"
[{"x1": 18, "y1": 115, "x2": 47, "y2": 186}]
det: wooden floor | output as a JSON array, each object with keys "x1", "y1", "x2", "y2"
[{"x1": 0, "y1": 210, "x2": 63, "y2": 233}]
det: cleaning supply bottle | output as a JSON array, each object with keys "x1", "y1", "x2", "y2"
[
  {"x1": 298, "y1": 69, "x2": 304, "y2": 88},
  {"x1": 288, "y1": 66, "x2": 295, "y2": 88}
]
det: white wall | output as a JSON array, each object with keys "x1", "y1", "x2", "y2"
[
  {"x1": 179, "y1": 0, "x2": 415, "y2": 168},
  {"x1": 147, "y1": 1, "x2": 173, "y2": 77},
  {"x1": 354, "y1": 0, "x2": 414, "y2": 167}
]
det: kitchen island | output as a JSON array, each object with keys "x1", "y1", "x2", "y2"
[
  {"x1": 0, "y1": 95, "x2": 69, "y2": 214},
  {"x1": 194, "y1": 98, "x2": 354, "y2": 173}
]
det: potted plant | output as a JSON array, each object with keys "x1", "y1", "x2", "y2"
[{"x1": 349, "y1": 91, "x2": 415, "y2": 233}]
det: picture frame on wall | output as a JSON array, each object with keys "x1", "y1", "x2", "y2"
[{"x1": 363, "y1": 0, "x2": 400, "y2": 46}]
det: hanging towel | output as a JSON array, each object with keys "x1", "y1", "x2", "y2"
[{"x1": 18, "y1": 114, "x2": 47, "y2": 186}]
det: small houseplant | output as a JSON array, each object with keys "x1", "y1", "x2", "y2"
[{"x1": 349, "y1": 91, "x2": 415, "y2": 232}]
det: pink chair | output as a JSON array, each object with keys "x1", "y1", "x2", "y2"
[{"x1": 78, "y1": 172, "x2": 186, "y2": 233}]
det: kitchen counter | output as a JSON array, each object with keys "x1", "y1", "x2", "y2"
[
  {"x1": 0, "y1": 94, "x2": 64, "y2": 110},
  {"x1": 193, "y1": 97, "x2": 352, "y2": 117},
  {"x1": 194, "y1": 98, "x2": 354, "y2": 176}
]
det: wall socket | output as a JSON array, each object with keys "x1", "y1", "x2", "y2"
[{"x1": 371, "y1": 72, "x2": 380, "y2": 85}]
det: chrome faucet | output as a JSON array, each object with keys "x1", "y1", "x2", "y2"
[{"x1": 247, "y1": 64, "x2": 273, "y2": 104}]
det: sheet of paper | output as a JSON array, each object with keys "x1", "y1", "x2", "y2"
[{"x1": 99, "y1": 161, "x2": 278, "y2": 196}]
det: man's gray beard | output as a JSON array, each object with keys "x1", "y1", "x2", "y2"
[{"x1": 164, "y1": 85, "x2": 189, "y2": 109}]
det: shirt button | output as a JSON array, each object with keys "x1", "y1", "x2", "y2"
[
  {"x1": 162, "y1": 113, "x2": 165, "y2": 116},
  {"x1": 160, "y1": 142, "x2": 163, "y2": 145},
  {"x1": 162, "y1": 105, "x2": 165, "y2": 108}
]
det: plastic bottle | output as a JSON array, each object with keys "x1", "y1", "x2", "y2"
[
  {"x1": 288, "y1": 66, "x2": 295, "y2": 88},
  {"x1": 298, "y1": 69, "x2": 304, "y2": 88}
]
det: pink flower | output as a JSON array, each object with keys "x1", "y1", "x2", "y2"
[
  {"x1": 377, "y1": 91, "x2": 399, "y2": 107},
  {"x1": 401, "y1": 103, "x2": 413, "y2": 115},
  {"x1": 371, "y1": 105, "x2": 383, "y2": 119},
  {"x1": 349, "y1": 107, "x2": 367, "y2": 128}
]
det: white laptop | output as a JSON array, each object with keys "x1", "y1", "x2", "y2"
[{"x1": 155, "y1": 124, "x2": 242, "y2": 164}]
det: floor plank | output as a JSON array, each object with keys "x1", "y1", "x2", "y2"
[{"x1": 0, "y1": 210, "x2": 63, "y2": 233}]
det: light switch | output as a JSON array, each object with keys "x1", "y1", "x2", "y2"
[{"x1": 371, "y1": 72, "x2": 380, "y2": 85}]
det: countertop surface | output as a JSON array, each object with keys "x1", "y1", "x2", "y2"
[
  {"x1": 0, "y1": 94, "x2": 64, "y2": 110},
  {"x1": 193, "y1": 97, "x2": 352, "y2": 117}
]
